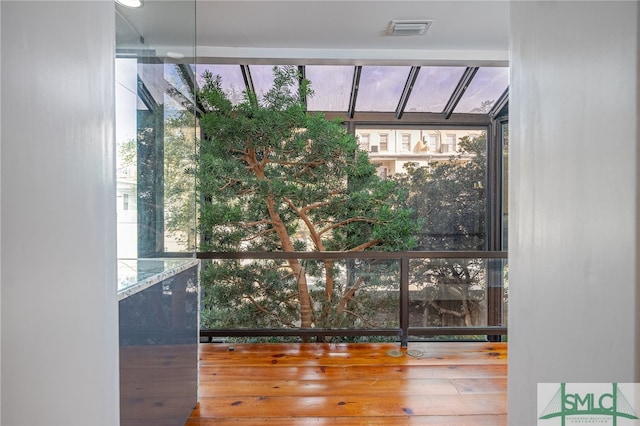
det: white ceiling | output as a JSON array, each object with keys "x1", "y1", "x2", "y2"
[{"x1": 117, "y1": 0, "x2": 510, "y2": 66}]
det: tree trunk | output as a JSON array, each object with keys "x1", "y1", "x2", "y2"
[
  {"x1": 249, "y1": 150, "x2": 314, "y2": 329},
  {"x1": 264, "y1": 194, "x2": 313, "y2": 329}
]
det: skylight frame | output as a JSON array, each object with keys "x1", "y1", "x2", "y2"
[{"x1": 188, "y1": 63, "x2": 508, "y2": 121}]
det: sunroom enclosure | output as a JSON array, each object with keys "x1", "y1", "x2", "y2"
[{"x1": 115, "y1": 2, "x2": 509, "y2": 344}]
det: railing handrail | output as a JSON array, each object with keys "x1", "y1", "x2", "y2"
[{"x1": 196, "y1": 250, "x2": 507, "y2": 260}]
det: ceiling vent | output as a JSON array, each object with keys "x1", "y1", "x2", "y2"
[{"x1": 387, "y1": 20, "x2": 433, "y2": 36}]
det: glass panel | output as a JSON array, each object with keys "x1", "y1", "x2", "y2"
[
  {"x1": 195, "y1": 64, "x2": 245, "y2": 104},
  {"x1": 356, "y1": 127, "x2": 487, "y2": 251},
  {"x1": 356, "y1": 66, "x2": 410, "y2": 112},
  {"x1": 498, "y1": 259, "x2": 509, "y2": 327},
  {"x1": 500, "y1": 258, "x2": 508, "y2": 328},
  {"x1": 119, "y1": 261, "x2": 198, "y2": 424},
  {"x1": 502, "y1": 122, "x2": 509, "y2": 250},
  {"x1": 162, "y1": 85, "x2": 198, "y2": 252},
  {"x1": 409, "y1": 258, "x2": 489, "y2": 328},
  {"x1": 407, "y1": 258, "x2": 506, "y2": 341},
  {"x1": 249, "y1": 64, "x2": 279, "y2": 99},
  {"x1": 115, "y1": 1, "x2": 197, "y2": 258},
  {"x1": 306, "y1": 65, "x2": 353, "y2": 111},
  {"x1": 454, "y1": 67, "x2": 509, "y2": 113},
  {"x1": 200, "y1": 258, "x2": 399, "y2": 335},
  {"x1": 115, "y1": 58, "x2": 139, "y2": 258},
  {"x1": 404, "y1": 66, "x2": 466, "y2": 113}
]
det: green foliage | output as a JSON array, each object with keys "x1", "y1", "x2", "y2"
[
  {"x1": 118, "y1": 107, "x2": 197, "y2": 251},
  {"x1": 196, "y1": 66, "x2": 418, "y2": 332},
  {"x1": 163, "y1": 113, "x2": 198, "y2": 250}
]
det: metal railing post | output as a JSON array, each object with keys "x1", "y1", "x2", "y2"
[{"x1": 400, "y1": 256, "x2": 409, "y2": 348}]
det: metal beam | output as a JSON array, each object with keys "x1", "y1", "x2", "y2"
[
  {"x1": 174, "y1": 63, "x2": 206, "y2": 116},
  {"x1": 347, "y1": 66, "x2": 362, "y2": 119},
  {"x1": 395, "y1": 66, "x2": 420, "y2": 119},
  {"x1": 298, "y1": 65, "x2": 307, "y2": 110},
  {"x1": 442, "y1": 67, "x2": 479, "y2": 119},
  {"x1": 323, "y1": 111, "x2": 492, "y2": 126},
  {"x1": 196, "y1": 251, "x2": 507, "y2": 260},
  {"x1": 240, "y1": 64, "x2": 255, "y2": 97},
  {"x1": 137, "y1": 76, "x2": 158, "y2": 112},
  {"x1": 489, "y1": 87, "x2": 509, "y2": 118},
  {"x1": 199, "y1": 327, "x2": 507, "y2": 341}
]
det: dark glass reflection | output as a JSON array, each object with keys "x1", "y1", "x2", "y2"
[{"x1": 119, "y1": 263, "x2": 199, "y2": 426}]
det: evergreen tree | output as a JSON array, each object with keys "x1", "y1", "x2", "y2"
[{"x1": 196, "y1": 66, "x2": 417, "y2": 332}]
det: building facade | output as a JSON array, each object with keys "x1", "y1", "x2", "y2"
[{"x1": 355, "y1": 128, "x2": 481, "y2": 177}]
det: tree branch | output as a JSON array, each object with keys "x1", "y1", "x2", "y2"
[
  {"x1": 429, "y1": 301, "x2": 464, "y2": 318},
  {"x1": 340, "y1": 308, "x2": 376, "y2": 328},
  {"x1": 337, "y1": 276, "x2": 365, "y2": 312},
  {"x1": 299, "y1": 198, "x2": 338, "y2": 214},
  {"x1": 241, "y1": 219, "x2": 274, "y2": 227},
  {"x1": 243, "y1": 294, "x2": 296, "y2": 328},
  {"x1": 348, "y1": 239, "x2": 382, "y2": 252},
  {"x1": 283, "y1": 197, "x2": 325, "y2": 251},
  {"x1": 319, "y1": 217, "x2": 380, "y2": 236},
  {"x1": 270, "y1": 159, "x2": 325, "y2": 167}
]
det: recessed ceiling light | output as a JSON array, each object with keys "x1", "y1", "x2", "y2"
[
  {"x1": 387, "y1": 20, "x2": 433, "y2": 36},
  {"x1": 166, "y1": 51, "x2": 185, "y2": 59},
  {"x1": 116, "y1": 0, "x2": 143, "y2": 8}
]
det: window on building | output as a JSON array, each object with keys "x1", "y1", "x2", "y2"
[
  {"x1": 445, "y1": 134, "x2": 456, "y2": 153},
  {"x1": 429, "y1": 134, "x2": 439, "y2": 152},
  {"x1": 359, "y1": 134, "x2": 370, "y2": 151},
  {"x1": 379, "y1": 134, "x2": 388, "y2": 151},
  {"x1": 401, "y1": 134, "x2": 411, "y2": 151},
  {"x1": 123, "y1": 193, "x2": 129, "y2": 211}
]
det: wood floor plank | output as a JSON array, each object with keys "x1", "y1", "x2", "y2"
[
  {"x1": 199, "y1": 363, "x2": 506, "y2": 381},
  {"x1": 186, "y1": 414, "x2": 506, "y2": 425},
  {"x1": 194, "y1": 394, "x2": 507, "y2": 418},
  {"x1": 188, "y1": 342, "x2": 507, "y2": 424},
  {"x1": 345, "y1": 364, "x2": 507, "y2": 380},
  {"x1": 198, "y1": 343, "x2": 506, "y2": 366},
  {"x1": 198, "y1": 378, "x2": 461, "y2": 397},
  {"x1": 452, "y1": 377, "x2": 508, "y2": 394}
]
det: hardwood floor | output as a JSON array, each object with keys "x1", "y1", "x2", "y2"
[{"x1": 186, "y1": 341, "x2": 507, "y2": 425}]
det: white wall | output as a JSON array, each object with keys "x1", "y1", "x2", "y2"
[
  {"x1": 0, "y1": 2, "x2": 119, "y2": 425},
  {"x1": 508, "y1": 2, "x2": 639, "y2": 424}
]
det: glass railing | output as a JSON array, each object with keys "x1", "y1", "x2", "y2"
[{"x1": 197, "y1": 251, "x2": 507, "y2": 346}]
